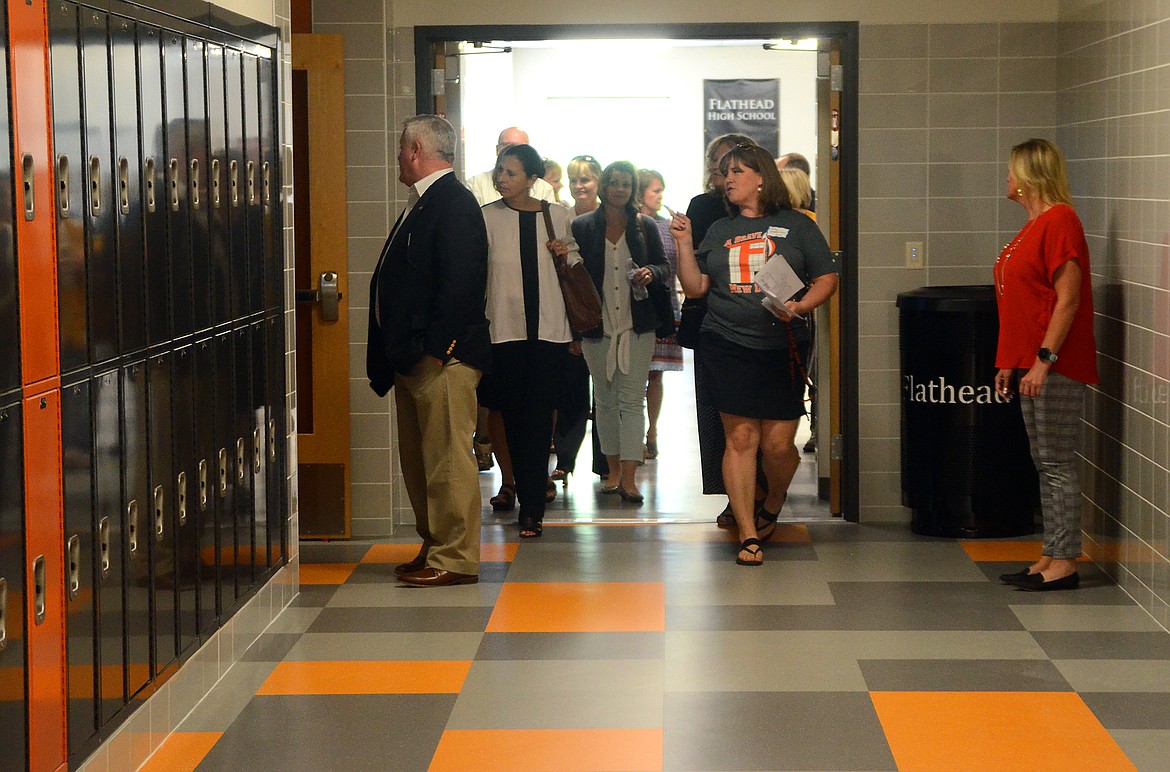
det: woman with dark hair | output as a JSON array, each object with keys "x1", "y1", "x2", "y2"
[
  {"x1": 996, "y1": 138, "x2": 1098, "y2": 591},
  {"x1": 478, "y1": 143, "x2": 582, "y2": 537},
  {"x1": 572, "y1": 160, "x2": 669, "y2": 503},
  {"x1": 637, "y1": 168, "x2": 682, "y2": 460},
  {"x1": 672, "y1": 143, "x2": 838, "y2": 565}
]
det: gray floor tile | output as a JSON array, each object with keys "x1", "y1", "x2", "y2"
[
  {"x1": 1081, "y1": 693, "x2": 1170, "y2": 729},
  {"x1": 475, "y1": 632, "x2": 665, "y2": 661},
  {"x1": 1109, "y1": 728, "x2": 1170, "y2": 770},
  {"x1": 804, "y1": 522, "x2": 936, "y2": 543},
  {"x1": 1010, "y1": 603, "x2": 1166, "y2": 631},
  {"x1": 859, "y1": 658, "x2": 1071, "y2": 691},
  {"x1": 307, "y1": 606, "x2": 493, "y2": 633},
  {"x1": 1031, "y1": 631, "x2": 1170, "y2": 660},
  {"x1": 812, "y1": 541, "x2": 989, "y2": 582},
  {"x1": 263, "y1": 606, "x2": 323, "y2": 634},
  {"x1": 177, "y1": 662, "x2": 280, "y2": 732},
  {"x1": 663, "y1": 691, "x2": 897, "y2": 771},
  {"x1": 327, "y1": 581, "x2": 503, "y2": 608},
  {"x1": 195, "y1": 694, "x2": 455, "y2": 772},
  {"x1": 665, "y1": 631, "x2": 869, "y2": 692},
  {"x1": 446, "y1": 659, "x2": 664, "y2": 730},
  {"x1": 238, "y1": 633, "x2": 302, "y2": 663},
  {"x1": 285, "y1": 632, "x2": 483, "y2": 661},
  {"x1": 1054, "y1": 659, "x2": 1170, "y2": 692},
  {"x1": 824, "y1": 630, "x2": 1047, "y2": 660},
  {"x1": 289, "y1": 585, "x2": 340, "y2": 607},
  {"x1": 503, "y1": 540, "x2": 669, "y2": 582},
  {"x1": 665, "y1": 559, "x2": 835, "y2": 606}
]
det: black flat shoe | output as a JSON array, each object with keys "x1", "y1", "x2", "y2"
[
  {"x1": 617, "y1": 487, "x2": 644, "y2": 504},
  {"x1": 998, "y1": 567, "x2": 1033, "y2": 583},
  {"x1": 1011, "y1": 572, "x2": 1079, "y2": 591}
]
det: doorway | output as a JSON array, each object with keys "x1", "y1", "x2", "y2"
[{"x1": 415, "y1": 23, "x2": 859, "y2": 521}]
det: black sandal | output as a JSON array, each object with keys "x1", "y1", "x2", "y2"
[
  {"x1": 519, "y1": 519, "x2": 543, "y2": 538},
  {"x1": 736, "y1": 537, "x2": 763, "y2": 566},
  {"x1": 545, "y1": 478, "x2": 557, "y2": 503},
  {"x1": 715, "y1": 501, "x2": 735, "y2": 528},
  {"x1": 754, "y1": 494, "x2": 786, "y2": 542},
  {"x1": 490, "y1": 484, "x2": 516, "y2": 512}
]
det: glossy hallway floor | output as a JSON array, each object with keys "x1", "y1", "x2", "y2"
[{"x1": 140, "y1": 373, "x2": 1169, "y2": 771}]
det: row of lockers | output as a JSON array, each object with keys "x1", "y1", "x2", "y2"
[{"x1": 0, "y1": 0, "x2": 287, "y2": 768}]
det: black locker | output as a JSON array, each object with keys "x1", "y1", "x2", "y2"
[
  {"x1": 224, "y1": 47, "x2": 248, "y2": 322},
  {"x1": 50, "y1": 1, "x2": 88, "y2": 376},
  {"x1": 265, "y1": 313, "x2": 284, "y2": 566},
  {"x1": 92, "y1": 369, "x2": 125, "y2": 725},
  {"x1": 258, "y1": 53, "x2": 279, "y2": 313},
  {"x1": 250, "y1": 321, "x2": 268, "y2": 574},
  {"x1": 192, "y1": 339, "x2": 217, "y2": 632},
  {"x1": 206, "y1": 43, "x2": 230, "y2": 327},
  {"x1": 164, "y1": 31, "x2": 192, "y2": 339},
  {"x1": 121, "y1": 361, "x2": 150, "y2": 700},
  {"x1": 148, "y1": 353, "x2": 177, "y2": 674},
  {"x1": 186, "y1": 38, "x2": 211, "y2": 334},
  {"x1": 138, "y1": 23, "x2": 170, "y2": 347},
  {"x1": 0, "y1": 403, "x2": 28, "y2": 771},
  {"x1": 243, "y1": 53, "x2": 263, "y2": 316},
  {"x1": 214, "y1": 332, "x2": 237, "y2": 606},
  {"x1": 81, "y1": 9, "x2": 119, "y2": 367},
  {"x1": 111, "y1": 15, "x2": 146, "y2": 356},
  {"x1": 62, "y1": 380, "x2": 99, "y2": 760},
  {"x1": 171, "y1": 346, "x2": 199, "y2": 652},
  {"x1": 233, "y1": 326, "x2": 254, "y2": 598}
]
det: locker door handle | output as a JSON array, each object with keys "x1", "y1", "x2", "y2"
[
  {"x1": 229, "y1": 159, "x2": 239, "y2": 207},
  {"x1": 268, "y1": 418, "x2": 277, "y2": 462},
  {"x1": 32, "y1": 556, "x2": 46, "y2": 625},
  {"x1": 127, "y1": 500, "x2": 140, "y2": 560},
  {"x1": 21, "y1": 153, "x2": 34, "y2": 221},
  {"x1": 169, "y1": 158, "x2": 181, "y2": 211},
  {"x1": 190, "y1": 158, "x2": 201, "y2": 209},
  {"x1": 262, "y1": 161, "x2": 271, "y2": 208},
  {"x1": 218, "y1": 448, "x2": 228, "y2": 496},
  {"x1": 99, "y1": 517, "x2": 111, "y2": 577},
  {"x1": 118, "y1": 157, "x2": 130, "y2": 214},
  {"x1": 144, "y1": 157, "x2": 157, "y2": 213},
  {"x1": 154, "y1": 485, "x2": 166, "y2": 540},
  {"x1": 198, "y1": 459, "x2": 209, "y2": 510},
  {"x1": 67, "y1": 535, "x2": 81, "y2": 600},
  {"x1": 247, "y1": 161, "x2": 256, "y2": 205},
  {"x1": 178, "y1": 471, "x2": 188, "y2": 525},
  {"x1": 0, "y1": 578, "x2": 6, "y2": 650},
  {"x1": 89, "y1": 156, "x2": 102, "y2": 215},
  {"x1": 236, "y1": 439, "x2": 246, "y2": 482},
  {"x1": 57, "y1": 154, "x2": 70, "y2": 216},
  {"x1": 210, "y1": 158, "x2": 221, "y2": 208},
  {"x1": 253, "y1": 428, "x2": 262, "y2": 475}
]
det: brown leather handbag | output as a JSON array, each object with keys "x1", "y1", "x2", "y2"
[{"x1": 542, "y1": 202, "x2": 602, "y2": 333}]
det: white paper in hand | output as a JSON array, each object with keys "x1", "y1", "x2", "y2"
[{"x1": 754, "y1": 255, "x2": 805, "y2": 313}]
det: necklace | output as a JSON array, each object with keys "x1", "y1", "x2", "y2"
[{"x1": 995, "y1": 219, "x2": 1036, "y2": 296}]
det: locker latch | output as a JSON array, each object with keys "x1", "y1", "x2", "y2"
[
  {"x1": 190, "y1": 158, "x2": 201, "y2": 209},
  {"x1": 127, "y1": 500, "x2": 139, "y2": 560},
  {"x1": 21, "y1": 154, "x2": 34, "y2": 221},
  {"x1": 169, "y1": 158, "x2": 181, "y2": 211},
  {"x1": 0, "y1": 578, "x2": 7, "y2": 650},
  {"x1": 99, "y1": 517, "x2": 111, "y2": 577},
  {"x1": 33, "y1": 556, "x2": 46, "y2": 625},
  {"x1": 236, "y1": 438, "x2": 246, "y2": 482},
  {"x1": 218, "y1": 449, "x2": 228, "y2": 496},
  {"x1": 253, "y1": 428, "x2": 262, "y2": 475},
  {"x1": 154, "y1": 485, "x2": 166, "y2": 540},
  {"x1": 67, "y1": 535, "x2": 81, "y2": 600},
  {"x1": 199, "y1": 459, "x2": 209, "y2": 510},
  {"x1": 118, "y1": 157, "x2": 131, "y2": 214},
  {"x1": 178, "y1": 471, "x2": 188, "y2": 525},
  {"x1": 57, "y1": 154, "x2": 70, "y2": 216},
  {"x1": 268, "y1": 419, "x2": 277, "y2": 462},
  {"x1": 262, "y1": 161, "x2": 271, "y2": 209},
  {"x1": 144, "y1": 157, "x2": 157, "y2": 213},
  {"x1": 89, "y1": 156, "x2": 102, "y2": 214},
  {"x1": 230, "y1": 159, "x2": 239, "y2": 207},
  {"x1": 247, "y1": 161, "x2": 256, "y2": 205},
  {"x1": 211, "y1": 158, "x2": 222, "y2": 208}
]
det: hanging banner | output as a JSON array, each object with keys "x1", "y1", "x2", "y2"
[{"x1": 703, "y1": 78, "x2": 780, "y2": 157}]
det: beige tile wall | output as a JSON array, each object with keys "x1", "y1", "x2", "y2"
[{"x1": 1059, "y1": 0, "x2": 1170, "y2": 631}]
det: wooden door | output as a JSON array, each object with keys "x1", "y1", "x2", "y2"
[{"x1": 291, "y1": 34, "x2": 351, "y2": 538}]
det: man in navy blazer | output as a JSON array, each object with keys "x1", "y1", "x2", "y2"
[{"x1": 367, "y1": 114, "x2": 490, "y2": 587}]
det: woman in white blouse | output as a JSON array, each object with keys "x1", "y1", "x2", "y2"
[{"x1": 479, "y1": 144, "x2": 582, "y2": 537}]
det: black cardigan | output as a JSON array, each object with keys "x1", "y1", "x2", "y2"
[{"x1": 570, "y1": 207, "x2": 669, "y2": 339}]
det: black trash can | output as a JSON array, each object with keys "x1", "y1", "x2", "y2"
[{"x1": 896, "y1": 285, "x2": 1038, "y2": 537}]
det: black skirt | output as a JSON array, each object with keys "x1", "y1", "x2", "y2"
[{"x1": 697, "y1": 331, "x2": 809, "y2": 421}]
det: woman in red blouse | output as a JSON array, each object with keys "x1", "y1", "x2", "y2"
[{"x1": 994, "y1": 138, "x2": 1098, "y2": 591}]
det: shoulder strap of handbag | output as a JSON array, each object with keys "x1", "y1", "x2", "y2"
[{"x1": 541, "y1": 200, "x2": 557, "y2": 247}]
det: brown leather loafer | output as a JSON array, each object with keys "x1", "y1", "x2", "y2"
[{"x1": 398, "y1": 567, "x2": 478, "y2": 587}]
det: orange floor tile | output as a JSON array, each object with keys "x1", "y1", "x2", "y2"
[
  {"x1": 959, "y1": 541, "x2": 1087, "y2": 563},
  {"x1": 140, "y1": 732, "x2": 222, "y2": 772},
  {"x1": 486, "y1": 582, "x2": 666, "y2": 633},
  {"x1": 361, "y1": 543, "x2": 423, "y2": 564},
  {"x1": 256, "y1": 660, "x2": 471, "y2": 695},
  {"x1": 480, "y1": 541, "x2": 519, "y2": 562},
  {"x1": 429, "y1": 728, "x2": 663, "y2": 772},
  {"x1": 871, "y1": 691, "x2": 1136, "y2": 772},
  {"x1": 298, "y1": 563, "x2": 358, "y2": 584}
]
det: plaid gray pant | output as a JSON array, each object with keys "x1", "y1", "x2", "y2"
[{"x1": 1017, "y1": 369, "x2": 1087, "y2": 559}]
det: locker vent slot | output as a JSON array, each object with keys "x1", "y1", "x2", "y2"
[
  {"x1": 89, "y1": 156, "x2": 102, "y2": 214},
  {"x1": 144, "y1": 157, "x2": 157, "y2": 212},
  {"x1": 57, "y1": 154, "x2": 70, "y2": 216},
  {"x1": 67, "y1": 535, "x2": 81, "y2": 599}
]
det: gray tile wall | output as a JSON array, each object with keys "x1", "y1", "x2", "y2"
[{"x1": 1058, "y1": 0, "x2": 1170, "y2": 631}]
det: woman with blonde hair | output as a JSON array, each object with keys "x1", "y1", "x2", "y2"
[
  {"x1": 779, "y1": 166, "x2": 815, "y2": 221},
  {"x1": 996, "y1": 138, "x2": 1098, "y2": 591}
]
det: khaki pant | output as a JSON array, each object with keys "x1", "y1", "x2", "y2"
[{"x1": 394, "y1": 358, "x2": 482, "y2": 574}]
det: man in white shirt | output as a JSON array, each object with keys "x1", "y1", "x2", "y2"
[{"x1": 466, "y1": 126, "x2": 558, "y2": 206}]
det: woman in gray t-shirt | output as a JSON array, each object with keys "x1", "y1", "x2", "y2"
[{"x1": 671, "y1": 143, "x2": 838, "y2": 567}]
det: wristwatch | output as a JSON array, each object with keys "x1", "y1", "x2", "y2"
[{"x1": 1038, "y1": 347, "x2": 1058, "y2": 364}]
